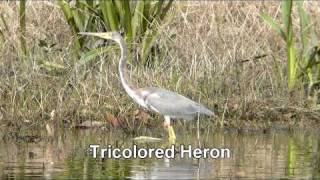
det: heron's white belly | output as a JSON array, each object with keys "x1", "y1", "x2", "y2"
[{"x1": 148, "y1": 105, "x2": 160, "y2": 113}]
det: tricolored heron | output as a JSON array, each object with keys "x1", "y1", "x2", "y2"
[{"x1": 80, "y1": 32, "x2": 214, "y2": 142}]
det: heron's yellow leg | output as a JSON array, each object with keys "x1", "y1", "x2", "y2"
[
  {"x1": 164, "y1": 116, "x2": 176, "y2": 144},
  {"x1": 168, "y1": 125, "x2": 176, "y2": 144}
]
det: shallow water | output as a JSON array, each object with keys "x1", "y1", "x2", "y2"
[{"x1": 0, "y1": 128, "x2": 319, "y2": 179}]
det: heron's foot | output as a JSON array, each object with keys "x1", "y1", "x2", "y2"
[
  {"x1": 167, "y1": 126, "x2": 176, "y2": 144},
  {"x1": 169, "y1": 136, "x2": 176, "y2": 144}
]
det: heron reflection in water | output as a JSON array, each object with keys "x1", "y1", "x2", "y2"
[{"x1": 80, "y1": 32, "x2": 214, "y2": 143}]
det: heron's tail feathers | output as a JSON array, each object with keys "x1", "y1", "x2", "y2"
[{"x1": 199, "y1": 105, "x2": 215, "y2": 116}]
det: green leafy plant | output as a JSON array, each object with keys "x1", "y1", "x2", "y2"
[
  {"x1": 261, "y1": 0, "x2": 320, "y2": 102},
  {"x1": 58, "y1": 0, "x2": 173, "y2": 65},
  {"x1": 296, "y1": 2, "x2": 320, "y2": 101},
  {"x1": 261, "y1": 0, "x2": 296, "y2": 90}
]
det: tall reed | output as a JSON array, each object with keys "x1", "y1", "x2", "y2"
[
  {"x1": 261, "y1": 1, "x2": 296, "y2": 90},
  {"x1": 19, "y1": 0, "x2": 27, "y2": 56}
]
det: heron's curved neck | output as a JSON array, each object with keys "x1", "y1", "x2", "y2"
[{"x1": 117, "y1": 38, "x2": 139, "y2": 99}]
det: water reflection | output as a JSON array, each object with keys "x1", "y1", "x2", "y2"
[{"x1": 0, "y1": 128, "x2": 319, "y2": 179}]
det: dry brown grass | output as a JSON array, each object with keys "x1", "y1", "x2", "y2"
[{"x1": 0, "y1": 1, "x2": 320, "y2": 135}]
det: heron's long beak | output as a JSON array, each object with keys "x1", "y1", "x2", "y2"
[{"x1": 79, "y1": 32, "x2": 113, "y2": 40}]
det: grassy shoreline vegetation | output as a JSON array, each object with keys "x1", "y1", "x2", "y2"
[{"x1": 0, "y1": 1, "x2": 320, "y2": 140}]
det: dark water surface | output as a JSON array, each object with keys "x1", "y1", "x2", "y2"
[{"x1": 0, "y1": 128, "x2": 319, "y2": 179}]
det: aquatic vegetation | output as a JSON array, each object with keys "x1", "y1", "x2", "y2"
[{"x1": 261, "y1": 0, "x2": 320, "y2": 104}]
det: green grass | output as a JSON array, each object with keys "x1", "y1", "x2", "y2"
[{"x1": 261, "y1": 0, "x2": 320, "y2": 105}]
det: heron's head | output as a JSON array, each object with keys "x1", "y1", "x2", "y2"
[{"x1": 79, "y1": 31, "x2": 122, "y2": 43}]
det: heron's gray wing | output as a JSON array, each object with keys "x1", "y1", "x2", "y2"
[{"x1": 142, "y1": 88, "x2": 214, "y2": 118}]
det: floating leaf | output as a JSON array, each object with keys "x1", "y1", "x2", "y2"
[{"x1": 133, "y1": 136, "x2": 162, "y2": 142}]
